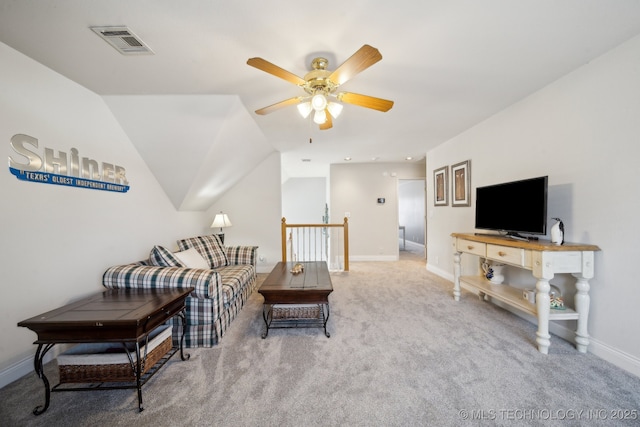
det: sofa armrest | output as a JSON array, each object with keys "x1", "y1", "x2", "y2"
[
  {"x1": 225, "y1": 246, "x2": 258, "y2": 267},
  {"x1": 102, "y1": 264, "x2": 221, "y2": 299}
]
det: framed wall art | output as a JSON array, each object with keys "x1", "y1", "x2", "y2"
[
  {"x1": 451, "y1": 160, "x2": 471, "y2": 207},
  {"x1": 433, "y1": 166, "x2": 448, "y2": 206}
]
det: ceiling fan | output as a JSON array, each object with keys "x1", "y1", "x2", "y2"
[{"x1": 247, "y1": 44, "x2": 394, "y2": 130}]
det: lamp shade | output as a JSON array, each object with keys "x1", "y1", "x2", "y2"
[{"x1": 211, "y1": 213, "x2": 232, "y2": 230}]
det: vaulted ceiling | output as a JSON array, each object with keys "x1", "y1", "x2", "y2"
[{"x1": 2, "y1": 1, "x2": 640, "y2": 210}]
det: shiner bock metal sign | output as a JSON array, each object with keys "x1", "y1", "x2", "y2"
[{"x1": 8, "y1": 134, "x2": 130, "y2": 193}]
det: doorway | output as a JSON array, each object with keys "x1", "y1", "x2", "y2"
[{"x1": 398, "y1": 179, "x2": 426, "y2": 258}]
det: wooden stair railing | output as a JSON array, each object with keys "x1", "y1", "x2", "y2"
[{"x1": 281, "y1": 217, "x2": 349, "y2": 271}]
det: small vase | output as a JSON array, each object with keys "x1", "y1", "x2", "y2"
[
  {"x1": 482, "y1": 262, "x2": 506, "y2": 284},
  {"x1": 489, "y1": 265, "x2": 505, "y2": 284}
]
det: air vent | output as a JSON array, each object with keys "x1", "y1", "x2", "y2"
[{"x1": 90, "y1": 26, "x2": 154, "y2": 55}]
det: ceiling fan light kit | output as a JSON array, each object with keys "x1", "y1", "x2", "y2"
[
  {"x1": 313, "y1": 109, "x2": 327, "y2": 125},
  {"x1": 247, "y1": 45, "x2": 394, "y2": 130},
  {"x1": 311, "y1": 94, "x2": 327, "y2": 111},
  {"x1": 297, "y1": 102, "x2": 313, "y2": 118},
  {"x1": 327, "y1": 102, "x2": 343, "y2": 119}
]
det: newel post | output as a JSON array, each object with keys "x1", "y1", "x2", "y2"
[
  {"x1": 343, "y1": 217, "x2": 349, "y2": 271},
  {"x1": 281, "y1": 217, "x2": 287, "y2": 262}
]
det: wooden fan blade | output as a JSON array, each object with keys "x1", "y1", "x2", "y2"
[
  {"x1": 329, "y1": 45, "x2": 382, "y2": 86},
  {"x1": 319, "y1": 110, "x2": 333, "y2": 130},
  {"x1": 255, "y1": 97, "x2": 302, "y2": 115},
  {"x1": 338, "y1": 92, "x2": 394, "y2": 112},
  {"x1": 247, "y1": 57, "x2": 306, "y2": 86}
]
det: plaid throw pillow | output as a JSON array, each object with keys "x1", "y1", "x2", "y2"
[
  {"x1": 149, "y1": 245, "x2": 186, "y2": 267},
  {"x1": 177, "y1": 234, "x2": 228, "y2": 268}
]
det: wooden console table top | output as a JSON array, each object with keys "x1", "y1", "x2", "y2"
[{"x1": 451, "y1": 232, "x2": 600, "y2": 252}]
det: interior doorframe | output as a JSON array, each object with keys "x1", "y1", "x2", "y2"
[{"x1": 397, "y1": 178, "x2": 426, "y2": 259}]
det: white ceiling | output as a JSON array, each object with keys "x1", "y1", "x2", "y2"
[{"x1": 2, "y1": 1, "x2": 640, "y2": 210}]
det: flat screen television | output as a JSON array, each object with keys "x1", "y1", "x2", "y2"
[{"x1": 475, "y1": 176, "x2": 548, "y2": 238}]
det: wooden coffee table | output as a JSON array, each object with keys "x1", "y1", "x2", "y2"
[
  {"x1": 18, "y1": 287, "x2": 193, "y2": 414},
  {"x1": 258, "y1": 261, "x2": 333, "y2": 338}
]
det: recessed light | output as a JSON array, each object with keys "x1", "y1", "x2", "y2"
[
  {"x1": 344, "y1": 157, "x2": 352, "y2": 161},
  {"x1": 405, "y1": 156, "x2": 413, "y2": 161},
  {"x1": 372, "y1": 156, "x2": 380, "y2": 161},
  {"x1": 302, "y1": 159, "x2": 311, "y2": 162}
]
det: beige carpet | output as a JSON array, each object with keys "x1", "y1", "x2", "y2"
[{"x1": 1, "y1": 252, "x2": 639, "y2": 426}]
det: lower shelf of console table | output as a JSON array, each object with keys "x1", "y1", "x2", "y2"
[
  {"x1": 459, "y1": 276, "x2": 581, "y2": 321},
  {"x1": 452, "y1": 233, "x2": 600, "y2": 355}
]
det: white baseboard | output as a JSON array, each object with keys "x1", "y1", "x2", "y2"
[
  {"x1": 0, "y1": 349, "x2": 60, "y2": 389},
  {"x1": 0, "y1": 356, "x2": 33, "y2": 389},
  {"x1": 350, "y1": 255, "x2": 398, "y2": 262},
  {"x1": 588, "y1": 337, "x2": 640, "y2": 378},
  {"x1": 399, "y1": 240, "x2": 425, "y2": 252},
  {"x1": 261, "y1": 255, "x2": 406, "y2": 270},
  {"x1": 426, "y1": 263, "x2": 454, "y2": 281}
]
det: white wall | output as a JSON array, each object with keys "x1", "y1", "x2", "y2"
[
  {"x1": 426, "y1": 35, "x2": 640, "y2": 376},
  {"x1": 331, "y1": 162, "x2": 426, "y2": 261},
  {"x1": 0, "y1": 42, "x2": 213, "y2": 386},
  {"x1": 282, "y1": 177, "x2": 327, "y2": 224},
  {"x1": 207, "y1": 152, "x2": 283, "y2": 273}
]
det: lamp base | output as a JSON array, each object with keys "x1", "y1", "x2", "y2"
[{"x1": 216, "y1": 233, "x2": 225, "y2": 244}]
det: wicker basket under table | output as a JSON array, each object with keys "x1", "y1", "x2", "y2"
[
  {"x1": 272, "y1": 305, "x2": 322, "y2": 319},
  {"x1": 57, "y1": 325, "x2": 173, "y2": 383}
]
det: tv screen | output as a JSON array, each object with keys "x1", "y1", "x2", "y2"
[{"x1": 475, "y1": 176, "x2": 548, "y2": 236}]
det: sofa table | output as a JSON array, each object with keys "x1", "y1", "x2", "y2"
[
  {"x1": 18, "y1": 287, "x2": 193, "y2": 415},
  {"x1": 452, "y1": 233, "x2": 600, "y2": 354},
  {"x1": 258, "y1": 261, "x2": 333, "y2": 338}
]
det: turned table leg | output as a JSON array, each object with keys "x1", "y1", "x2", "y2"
[
  {"x1": 573, "y1": 274, "x2": 591, "y2": 353},
  {"x1": 535, "y1": 278, "x2": 551, "y2": 355},
  {"x1": 453, "y1": 251, "x2": 462, "y2": 301}
]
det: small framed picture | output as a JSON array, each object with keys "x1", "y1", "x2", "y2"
[
  {"x1": 451, "y1": 160, "x2": 471, "y2": 207},
  {"x1": 433, "y1": 166, "x2": 448, "y2": 206}
]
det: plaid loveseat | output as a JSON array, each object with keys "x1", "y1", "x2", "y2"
[{"x1": 102, "y1": 234, "x2": 258, "y2": 348}]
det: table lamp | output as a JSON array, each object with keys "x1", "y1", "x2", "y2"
[{"x1": 210, "y1": 212, "x2": 232, "y2": 244}]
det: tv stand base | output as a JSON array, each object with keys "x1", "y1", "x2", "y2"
[
  {"x1": 474, "y1": 232, "x2": 539, "y2": 241},
  {"x1": 507, "y1": 233, "x2": 532, "y2": 241},
  {"x1": 452, "y1": 233, "x2": 600, "y2": 354}
]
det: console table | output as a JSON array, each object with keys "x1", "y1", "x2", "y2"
[
  {"x1": 451, "y1": 233, "x2": 600, "y2": 354},
  {"x1": 18, "y1": 287, "x2": 193, "y2": 414}
]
